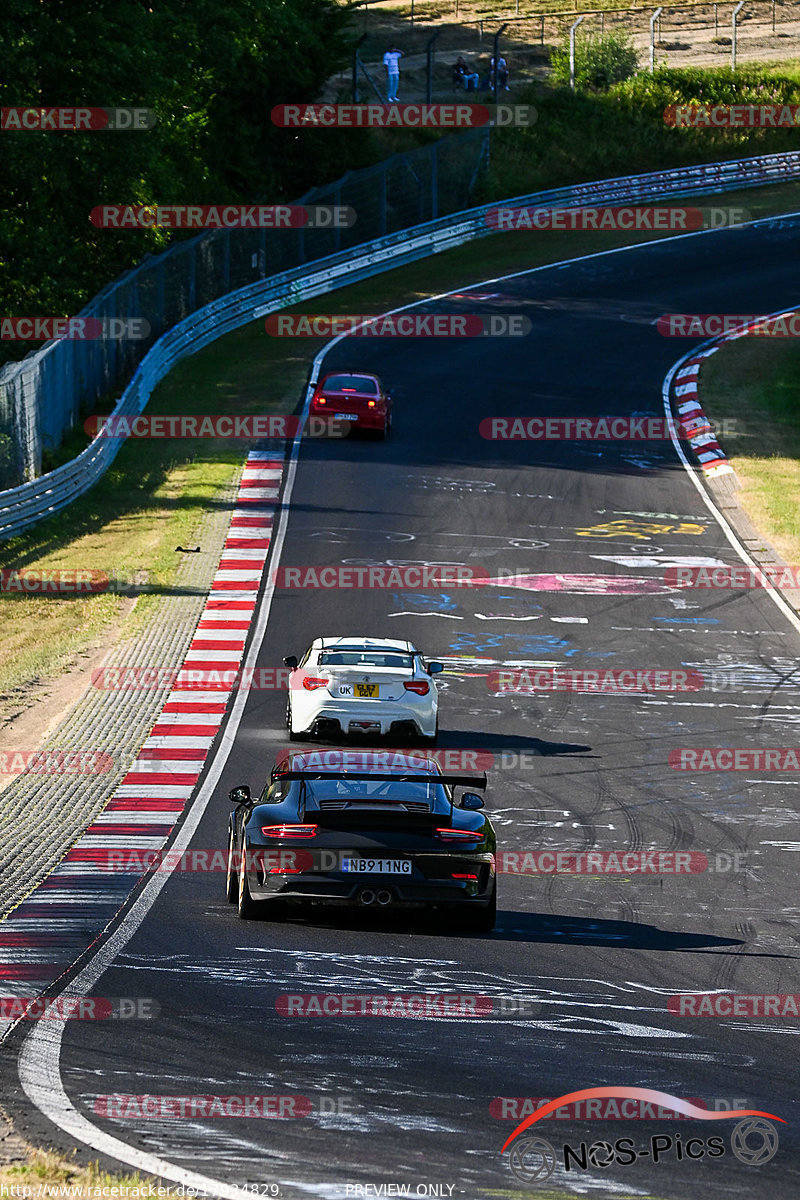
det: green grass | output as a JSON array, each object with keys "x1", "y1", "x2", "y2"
[
  {"x1": 700, "y1": 334, "x2": 800, "y2": 565},
  {"x1": 0, "y1": 1150, "x2": 162, "y2": 1199}
]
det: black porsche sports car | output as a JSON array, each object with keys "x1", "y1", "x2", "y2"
[{"x1": 225, "y1": 750, "x2": 496, "y2": 932}]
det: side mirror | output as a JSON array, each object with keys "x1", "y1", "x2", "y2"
[
  {"x1": 229, "y1": 785, "x2": 251, "y2": 806},
  {"x1": 460, "y1": 792, "x2": 484, "y2": 811},
  {"x1": 427, "y1": 661, "x2": 444, "y2": 675},
  {"x1": 283, "y1": 655, "x2": 298, "y2": 670}
]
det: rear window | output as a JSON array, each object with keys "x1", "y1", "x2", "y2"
[
  {"x1": 307, "y1": 778, "x2": 450, "y2": 811},
  {"x1": 322, "y1": 375, "x2": 378, "y2": 395},
  {"x1": 319, "y1": 650, "x2": 413, "y2": 669}
]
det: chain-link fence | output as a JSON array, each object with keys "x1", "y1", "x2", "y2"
[{"x1": 0, "y1": 124, "x2": 490, "y2": 489}]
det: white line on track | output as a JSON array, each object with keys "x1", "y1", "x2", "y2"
[{"x1": 15, "y1": 212, "x2": 800, "y2": 1197}]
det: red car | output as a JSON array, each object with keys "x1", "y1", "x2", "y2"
[{"x1": 310, "y1": 371, "x2": 393, "y2": 438}]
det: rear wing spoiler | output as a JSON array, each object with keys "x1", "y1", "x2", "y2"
[{"x1": 271, "y1": 769, "x2": 487, "y2": 789}]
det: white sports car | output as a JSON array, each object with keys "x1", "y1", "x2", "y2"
[{"x1": 284, "y1": 637, "x2": 442, "y2": 744}]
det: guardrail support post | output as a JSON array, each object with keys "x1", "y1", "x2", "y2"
[
  {"x1": 732, "y1": 0, "x2": 745, "y2": 69},
  {"x1": 650, "y1": 7, "x2": 663, "y2": 72},
  {"x1": 541, "y1": 14, "x2": 545, "y2": 43},
  {"x1": 569, "y1": 16, "x2": 584, "y2": 90}
]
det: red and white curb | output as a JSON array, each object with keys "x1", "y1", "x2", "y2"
[
  {"x1": 672, "y1": 347, "x2": 734, "y2": 479},
  {"x1": 0, "y1": 450, "x2": 284, "y2": 1008},
  {"x1": 671, "y1": 308, "x2": 800, "y2": 479}
]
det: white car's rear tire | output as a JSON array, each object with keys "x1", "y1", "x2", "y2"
[{"x1": 286, "y1": 700, "x2": 302, "y2": 742}]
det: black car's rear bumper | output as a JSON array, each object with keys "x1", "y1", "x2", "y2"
[{"x1": 245, "y1": 851, "x2": 495, "y2": 908}]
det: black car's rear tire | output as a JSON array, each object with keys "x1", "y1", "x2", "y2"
[
  {"x1": 226, "y1": 826, "x2": 237, "y2": 904},
  {"x1": 237, "y1": 845, "x2": 261, "y2": 919}
]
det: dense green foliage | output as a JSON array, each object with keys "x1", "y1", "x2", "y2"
[
  {"x1": 551, "y1": 32, "x2": 639, "y2": 91},
  {"x1": 482, "y1": 65, "x2": 800, "y2": 199},
  {"x1": 0, "y1": 0, "x2": 369, "y2": 360}
]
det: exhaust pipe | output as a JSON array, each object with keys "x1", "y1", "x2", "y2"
[
  {"x1": 359, "y1": 889, "x2": 376, "y2": 906},
  {"x1": 375, "y1": 889, "x2": 392, "y2": 906}
]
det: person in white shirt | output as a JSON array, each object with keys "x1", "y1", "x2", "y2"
[
  {"x1": 490, "y1": 55, "x2": 510, "y2": 91},
  {"x1": 383, "y1": 47, "x2": 402, "y2": 102}
]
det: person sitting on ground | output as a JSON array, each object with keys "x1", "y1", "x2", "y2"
[{"x1": 453, "y1": 55, "x2": 479, "y2": 91}]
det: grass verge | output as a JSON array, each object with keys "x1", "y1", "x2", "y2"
[
  {"x1": 3, "y1": 175, "x2": 800, "y2": 715},
  {"x1": 0, "y1": 1148, "x2": 165, "y2": 1200},
  {"x1": 700, "y1": 334, "x2": 800, "y2": 566}
]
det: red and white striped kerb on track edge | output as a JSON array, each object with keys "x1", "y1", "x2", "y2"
[
  {"x1": 671, "y1": 349, "x2": 734, "y2": 479},
  {"x1": 667, "y1": 313, "x2": 794, "y2": 478},
  {"x1": 0, "y1": 451, "x2": 283, "y2": 1017}
]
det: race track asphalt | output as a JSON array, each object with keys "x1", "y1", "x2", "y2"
[{"x1": 6, "y1": 220, "x2": 800, "y2": 1199}]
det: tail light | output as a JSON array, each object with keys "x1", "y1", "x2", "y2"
[
  {"x1": 303, "y1": 677, "x2": 329, "y2": 691},
  {"x1": 451, "y1": 872, "x2": 479, "y2": 880},
  {"x1": 436, "y1": 828, "x2": 483, "y2": 843},
  {"x1": 367, "y1": 400, "x2": 376, "y2": 408},
  {"x1": 404, "y1": 680, "x2": 430, "y2": 695},
  {"x1": 261, "y1": 824, "x2": 318, "y2": 838},
  {"x1": 315, "y1": 396, "x2": 327, "y2": 405}
]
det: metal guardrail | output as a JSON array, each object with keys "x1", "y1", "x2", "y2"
[{"x1": 2, "y1": 147, "x2": 800, "y2": 541}]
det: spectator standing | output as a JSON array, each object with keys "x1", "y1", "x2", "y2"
[
  {"x1": 490, "y1": 55, "x2": 510, "y2": 91},
  {"x1": 383, "y1": 46, "x2": 403, "y2": 103}
]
